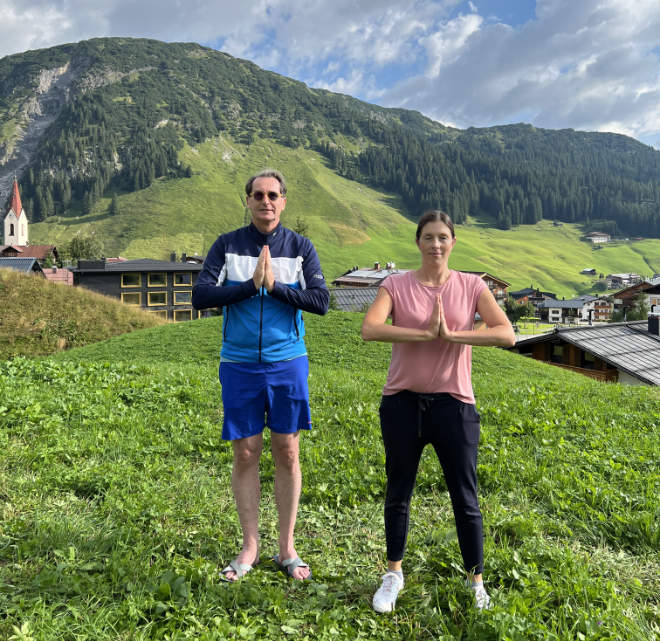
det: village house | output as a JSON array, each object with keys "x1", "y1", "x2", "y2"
[
  {"x1": 535, "y1": 295, "x2": 605, "y2": 324},
  {"x1": 584, "y1": 231, "x2": 611, "y2": 244},
  {"x1": 510, "y1": 315, "x2": 660, "y2": 385},
  {"x1": 612, "y1": 280, "x2": 660, "y2": 316},
  {"x1": 331, "y1": 262, "x2": 400, "y2": 287},
  {"x1": 71, "y1": 258, "x2": 203, "y2": 321},
  {"x1": 509, "y1": 286, "x2": 558, "y2": 310},
  {"x1": 607, "y1": 273, "x2": 642, "y2": 289},
  {"x1": 332, "y1": 263, "x2": 510, "y2": 306}
]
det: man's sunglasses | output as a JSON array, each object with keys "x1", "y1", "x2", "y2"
[{"x1": 250, "y1": 190, "x2": 283, "y2": 202}]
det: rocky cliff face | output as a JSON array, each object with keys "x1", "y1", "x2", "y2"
[{"x1": 0, "y1": 62, "x2": 80, "y2": 204}]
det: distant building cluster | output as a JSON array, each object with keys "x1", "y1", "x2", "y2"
[{"x1": 0, "y1": 180, "x2": 203, "y2": 322}]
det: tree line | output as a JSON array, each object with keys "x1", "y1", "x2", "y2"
[{"x1": 3, "y1": 38, "x2": 660, "y2": 237}]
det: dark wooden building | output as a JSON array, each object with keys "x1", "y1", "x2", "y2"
[
  {"x1": 510, "y1": 319, "x2": 660, "y2": 385},
  {"x1": 72, "y1": 258, "x2": 203, "y2": 321}
]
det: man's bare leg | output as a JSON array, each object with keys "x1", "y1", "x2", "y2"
[
  {"x1": 270, "y1": 431, "x2": 310, "y2": 580},
  {"x1": 224, "y1": 433, "x2": 263, "y2": 581}
]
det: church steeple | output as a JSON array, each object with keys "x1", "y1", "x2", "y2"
[
  {"x1": 4, "y1": 178, "x2": 29, "y2": 246},
  {"x1": 10, "y1": 179, "x2": 23, "y2": 220}
]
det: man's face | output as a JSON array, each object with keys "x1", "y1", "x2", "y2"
[{"x1": 247, "y1": 176, "x2": 286, "y2": 234}]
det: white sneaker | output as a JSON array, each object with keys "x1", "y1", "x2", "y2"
[
  {"x1": 470, "y1": 582, "x2": 491, "y2": 610},
  {"x1": 372, "y1": 572, "x2": 404, "y2": 613}
]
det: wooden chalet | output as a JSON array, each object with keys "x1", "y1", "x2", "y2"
[
  {"x1": 612, "y1": 281, "x2": 660, "y2": 315},
  {"x1": 72, "y1": 258, "x2": 203, "y2": 321},
  {"x1": 459, "y1": 271, "x2": 510, "y2": 304},
  {"x1": 0, "y1": 244, "x2": 60, "y2": 265},
  {"x1": 509, "y1": 287, "x2": 557, "y2": 308},
  {"x1": 510, "y1": 318, "x2": 660, "y2": 385}
]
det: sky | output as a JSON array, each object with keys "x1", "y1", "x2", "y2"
[{"x1": 2, "y1": 0, "x2": 660, "y2": 148}]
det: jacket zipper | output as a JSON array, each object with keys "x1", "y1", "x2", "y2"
[{"x1": 258, "y1": 286, "x2": 264, "y2": 363}]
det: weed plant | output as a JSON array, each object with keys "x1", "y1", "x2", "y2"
[{"x1": 0, "y1": 313, "x2": 657, "y2": 640}]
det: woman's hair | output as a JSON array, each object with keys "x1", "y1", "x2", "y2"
[
  {"x1": 415, "y1": 210, "x2": 455, "y2": 241},
  {"x1": 245, "y1": 169, "x2": 287, "y2": 196}
]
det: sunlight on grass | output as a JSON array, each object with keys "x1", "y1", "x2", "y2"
[{"x1": 0, "y1": 313, "x2": 656, "y2": 639}]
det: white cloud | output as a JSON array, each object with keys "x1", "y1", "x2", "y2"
[
  {"x1": 382, "y1": 0, "x2": 660, "y2": 144},
  {"x1": 423, "y1": 12, "x2": 483, "y2": 77}
]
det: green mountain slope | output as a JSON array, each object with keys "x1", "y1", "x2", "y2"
[
  {"x1": 29, "y1": 135, "x2": 660, "y2": 297},
  {"x1": 2, "y1": 36, "x2": 660, "y2": 239}
]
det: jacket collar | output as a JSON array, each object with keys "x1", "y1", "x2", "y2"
[{"x1": 249, "y1": 222, "x2": 282, "y2": 244}]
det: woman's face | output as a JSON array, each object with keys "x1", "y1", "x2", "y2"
[{"x1": 416, "y1": 220, "x2": 456, "y2": 263}]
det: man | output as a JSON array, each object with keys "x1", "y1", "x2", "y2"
[{"x1": 193, "y1": 169, "x2": 329, "y2": 581}]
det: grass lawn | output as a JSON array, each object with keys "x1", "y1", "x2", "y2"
[{"x1": 0, "y1": 314, "x2": 657, "y2": 640}]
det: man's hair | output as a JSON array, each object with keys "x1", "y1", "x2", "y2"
[
  {"x1": 245, "y1": 169, "x2": 287, "y2": 197},
  {"x1": 415, "y1": 210, "x2": 455, "y2": 240}
]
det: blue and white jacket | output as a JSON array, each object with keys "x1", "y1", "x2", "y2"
[{"x1": 192, "y1": 223, "x2": 329, "y2": 363}]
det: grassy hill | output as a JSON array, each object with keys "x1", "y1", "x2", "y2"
[
  {"x1": 29, "y1": 135, "x2": 660, "y2": 299},
  {"x1": 0, "y1": 313, "x2": 656, "y2": 640},
  {"x1": 0, "y1": 268, "x2": 165, "y2": 358}
]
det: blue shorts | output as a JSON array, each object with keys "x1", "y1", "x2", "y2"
[{"x1": 219, "y1": 356, "x2": 312, "y2": 441}]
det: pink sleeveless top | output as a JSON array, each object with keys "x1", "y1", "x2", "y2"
[{"x1": 381, "y1": 270, "x2": 486, "y2": 403}]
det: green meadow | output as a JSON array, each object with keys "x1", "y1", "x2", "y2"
[
  {"x1": 0, "y1": 314, "x2": 657, "y2": 640},
  {"x1": 29, "y1": 136, "x2": 660, "y2": 299}
]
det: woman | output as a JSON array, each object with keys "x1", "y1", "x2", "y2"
[{"x1": 361, "y1": 210, "x2": 515, "y2": 613}]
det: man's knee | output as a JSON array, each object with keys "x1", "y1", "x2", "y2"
[
  {"x1": 233, "y1": 440, "x2": 263, "y2": 467},
  {"x1": 271, "y1": 435, "x2": 300, "y2": 471}
]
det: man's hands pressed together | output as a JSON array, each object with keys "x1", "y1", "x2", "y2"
[{"x1": 253, "y1": 245, "x2": 275, "y2": 292}]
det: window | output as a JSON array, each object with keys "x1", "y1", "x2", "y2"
[
  {"x1": 581, "y1": 352, "x2": 596, "y2": 370},
  {"x1": 174, "y1": 272, "x2": 192, "y2": 286},
  {"x1": 9, "y1": 223, "x2": 14, "y2": 235},
  {"x1": 148, "y1": 272, "x2": 167, "y2": 286},
  {"x1": 148, "y1": 292, "x2": 167, "y2": 306},
  {"x1": 121, "y1": 292, "x2": 141, "y2": 306},
  {"x1": 122, "y1": 273, "x2": 141, "y2": 287},
  {"x1": 174, "y1": 309, "x2": 193, "y2": 322},
  {"x1": 149, "y1": 310, "x2": 168, "y2": 319},
  {"x1": 550, "y1": 344, "x2": 564, "y2": 363},
  {"x1": 174, "y1": 291, "x2": 192, "y2": 305}
]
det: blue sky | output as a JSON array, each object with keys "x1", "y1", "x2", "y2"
[{"x1": 2, "y1": 0, "x2": 660, "y2": 148}]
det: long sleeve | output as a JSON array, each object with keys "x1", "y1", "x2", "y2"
[
  {"x1": 269, "y1": 238, "x2": 329, "y2": 315},
  {"x1": 192, "y1": 237, "x2": 258, "y2": 310}
]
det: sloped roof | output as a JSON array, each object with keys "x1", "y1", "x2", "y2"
[
  {"x1": 0, "y1": 245, "x2": 57, "y2": 260},
  {"x1": 459, "y1": 270, "x2": 510, "y2": 287},
  {"x1": 332, "y1": 268, "x2": 408, "y2": 286},
  {"x1": 0, "y1": 257, "x2": 44, "y2": 274},
  {"x1": 513, "y1": 321, "x2": 660, "y2": 385},
  {"x1": 329, "y1": 287, "x2": 378, "y2": 312},
  {"x1": 538, "y1": 296, "x2": 597, "y2": 309},
  {"x1": 72, "y1": 258, "x2": 203, "y2": 273},
  {"x1": 509, "y1": 287, "x2": 557, "y2": 299}
]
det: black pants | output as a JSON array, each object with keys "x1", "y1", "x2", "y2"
[{"x1": 380, "y1": 390, "x2": 484, "y2": 575}]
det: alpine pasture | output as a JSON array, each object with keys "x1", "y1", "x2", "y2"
[{"x1": 0, "y1": 313, "x2": 657, "y2": 640}]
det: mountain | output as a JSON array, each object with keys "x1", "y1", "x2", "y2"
[{"x1": 0, "y1": 37, "x2": 659, "y2": 266}]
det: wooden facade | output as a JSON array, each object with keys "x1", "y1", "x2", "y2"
[{"x1": 526, "y1": 341, "x2": 618, "y2": 382}]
